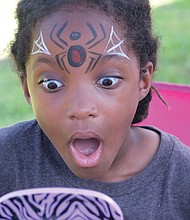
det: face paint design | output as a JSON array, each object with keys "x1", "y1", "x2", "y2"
[
  {"x1": 31, "y1": 23, "x2": 130, "y2": 72},
  {"x1": 31, "y1": 31, "x2": 51, "y2": 55},
  {"x1": 104, "y1": 26, "x2": 131, "y2": 60},
  {"x1": 50, "y1": 22, "x2": 106, "y2": 73}
]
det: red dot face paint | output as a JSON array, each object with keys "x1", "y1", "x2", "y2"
[{"x1": 68, "y1": 45, "x2": 87, "y2": 67}]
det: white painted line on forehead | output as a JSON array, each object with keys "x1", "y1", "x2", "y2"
[
  {"x1": 104, "y1": 26, "x2": 131, "y2": 60},
  {"x1": 31, "y1": 31, "x2": 51, "y2": 55}
]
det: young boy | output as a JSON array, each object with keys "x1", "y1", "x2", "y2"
[{"x1": 0, "y1": 0, "x2": 190, "y2": 219}]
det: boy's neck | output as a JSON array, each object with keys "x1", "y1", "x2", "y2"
[{"x1": 95, "y1": 127, "x2": 160, "y2": 182}]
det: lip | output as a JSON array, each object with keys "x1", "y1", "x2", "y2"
[
  {"x1": 68, "y1": 131, "x2": 103, "y2": 168},
  {"x1": 69, "y1": 131, "x2": 103, "y2": 144}
]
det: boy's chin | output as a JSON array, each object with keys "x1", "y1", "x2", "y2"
[{"x1": 69, "y1": 164, "x2": 109, "y2": 182}]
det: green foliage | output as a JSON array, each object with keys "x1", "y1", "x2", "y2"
[
  {"x1": 0, "y1": 59, "x2": 34, "y2": 127},
  {"x1": 152, "y1": 0, "x2": 190, "y2": 83},
  {"x1": 0, "y1": 0, "x2": 190, "y2": 127}
]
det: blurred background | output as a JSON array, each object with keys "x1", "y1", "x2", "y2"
[{"x1": 0, "y1": 0, "x2": 190, "y2": 127}]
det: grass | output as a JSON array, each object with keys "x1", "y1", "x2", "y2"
[
  {"x1": 152, "y1": 0, "x2": 190, "y2": 83},
  {"x1": 0, "y1": 59, "x2": 34, "y2": 127},
  {"x1": 0, "y1": 0, "x2": 190, "y2": 127}
]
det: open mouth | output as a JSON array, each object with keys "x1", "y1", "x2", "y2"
[
  {"x1": 73, "y1": 138, "x2": 100, "y2": 156},
  {"x1": 70, "y1": 135, "x2": 103, "y2": 168}
]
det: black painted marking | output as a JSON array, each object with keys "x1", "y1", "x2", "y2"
[
  {"x1": 57, "y1": 22, "x2": 69, "y2": 46},
  {"x1": 86, "y1": 23, "x2": 106, "y2": 49},
  {"x1": 55, "y1": 52, "x2": 70, "y2": 73},
  {"x1": 68, "y1": 45, "x2": 87, "y2": 67},
  {"x1": 85, "y1": 52, "x2": 102, "y2": 73},
  {"x1": 50, "y1": 22, "x2": 68, "y2": 50},
  {"x1": 85, "y1": 23, "x2": 97, "y2": 45},
  {"x1": 70, "y1": 31, "x2": 81, "y2": 41}
]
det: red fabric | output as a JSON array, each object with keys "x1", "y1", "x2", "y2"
[{"x1": 139, "y1": 82, "x2": 190, "y2": 146}]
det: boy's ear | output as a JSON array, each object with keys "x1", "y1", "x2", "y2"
[
  {"x1": 139, "y1": 62, "x2": 153, "y2": 101},
  {"x1": 22, "y1": 80, "x2": 31, "y2": 105}
]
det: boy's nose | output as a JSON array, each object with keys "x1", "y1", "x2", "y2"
[{"x1": 66, "y1": 89, "x2": 98, "y2": 120}]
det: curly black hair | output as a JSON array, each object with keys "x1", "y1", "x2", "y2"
[{"x1": 10, "y1": 0, "x2": 159, "y2": 124}]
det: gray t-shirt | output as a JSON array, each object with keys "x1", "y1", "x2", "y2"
[{"x1": 0, "y1": 120, "x2": 190, "y2": 219}]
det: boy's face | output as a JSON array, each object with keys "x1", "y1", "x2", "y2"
[{"x1": 24, "y1": 9, "x2": 151, "y2": 181}]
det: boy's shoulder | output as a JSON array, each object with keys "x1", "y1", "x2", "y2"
[
  {"x1": 170, "y1": 133, "x2": 190, "y2": 170},
  {"x1": 0, "y1": 120, "x2": 39, "y2": 145},
  {"x1": 0, "y1": 120, "x2": 40, "y2": 168},
  {"x1": 160, "y1": 131, "x2": 190, "y2": 213},
  {"x1": 158, "y1": 128, "x2": 190, "y2": 184},
  {"x1": 0, "y1": 120, "x2": 42, "y2": 167},
  {"x1": 145, "y1": 126, "x2": 190, "y2": 176},
  {"x1": 158, "y1": 127, "x2": 190, "y2": 161},
  {"x1": 161, "y1": 129, "x2": 190, "y2": 160}
]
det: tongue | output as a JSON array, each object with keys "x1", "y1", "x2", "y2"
[{"x1": 73, "y1": 138, "x2": 100, "y2": 156}]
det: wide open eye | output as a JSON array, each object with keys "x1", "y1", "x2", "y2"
[
  {"x1": 97, "y1": 76, "x2": 121, "y2": 88},
  {"x1": 39, "y1": 79, "x2": 63, "y2": 91}
]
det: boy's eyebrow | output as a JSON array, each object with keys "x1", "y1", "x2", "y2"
[
  {"x1": 87, "y1": 53, "x2": 131, "y2": 72},
  {"x1": 31, "y1": 53, "x2": 130, "y2": 73},
  {"x1": 99, "y1": 53, "x2": 131, "y2": 64},
  {"x1": 32, "y1": 57, "x2": 55, "y2": 70}
]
